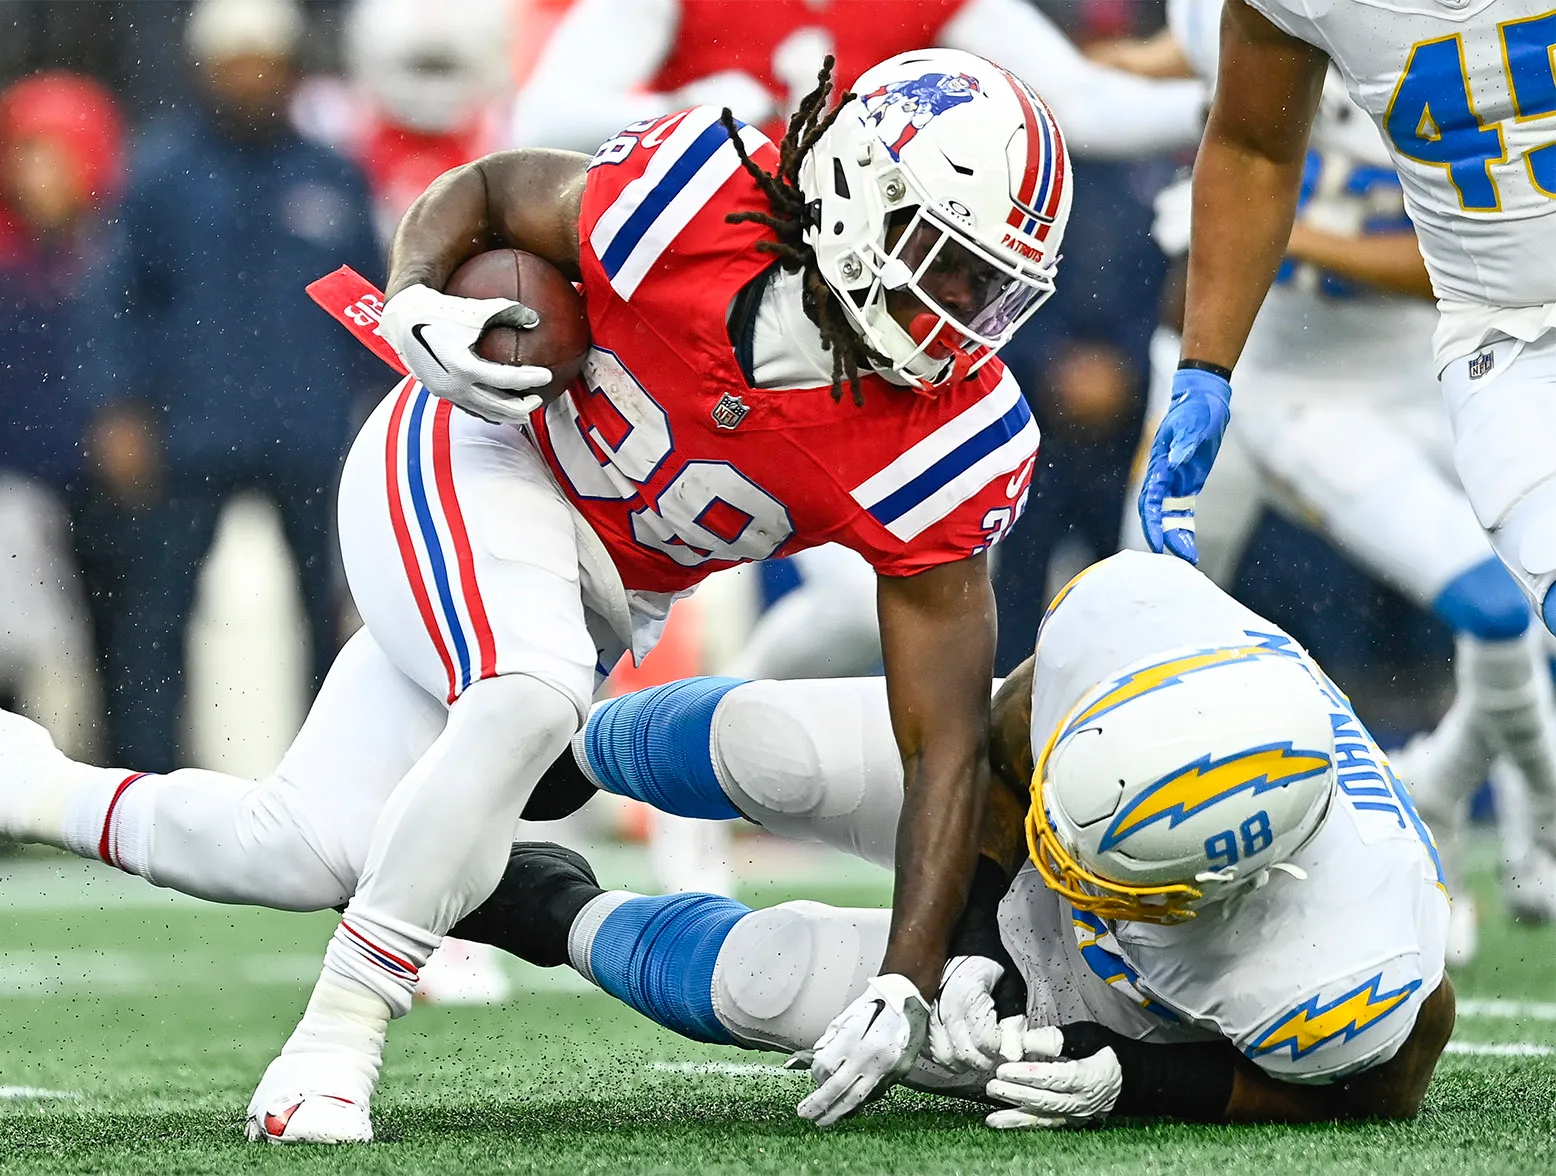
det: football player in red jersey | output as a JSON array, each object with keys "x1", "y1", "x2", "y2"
[
  {"x1": 510, "y1": 0, "x2": 1205, "y2": 159},
  {"x1": 0, "y1": 51, "x2": 1065, "y2": 1141}
]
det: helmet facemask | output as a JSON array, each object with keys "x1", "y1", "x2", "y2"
[{"x1": 798, "y1": 50, "x2": 1070, "y2": 393}]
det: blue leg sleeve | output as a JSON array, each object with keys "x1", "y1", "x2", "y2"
[
  {"x1": 581, "y1": 677, "x2": 746, "y2": 819},
  {"x1": 1433, "y1": 557, "x2": 1531, "y2": 641},
  {"x1": 588, "y1": 893, "x2": 747, "y2": 1044}
]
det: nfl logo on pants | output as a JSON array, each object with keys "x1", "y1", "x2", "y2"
[{"x1": 712, "y1": 392, "x2": 750, "y2": 430}]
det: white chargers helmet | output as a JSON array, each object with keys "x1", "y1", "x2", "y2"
[
  {"x1": 798, "y1": 49, "x2": 1071, "y2": 389},
  {"x1": 1027, "y1": 645, "x2": 1337, "y2": 924}
]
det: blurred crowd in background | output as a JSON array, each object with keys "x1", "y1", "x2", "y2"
[{"x1": 0, "y1": 0, "x2": 1457, "y2": 788}]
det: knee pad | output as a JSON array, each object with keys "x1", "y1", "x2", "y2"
[
  {"x1": 712, "y1": 901, "x2": 887, "y2": 1052},
  {"x1": 576, "y1": 677, "x2": 746, "y2": 819},
  {"x1": 1433, "y1": 557, "x2": 1532, "y2": 640},
  {"x1": 587, "y1": 892, "x2": 747, "y2": 1044},
  {"x1": 713, "y1": 680, "x2": 901, "y2": 864},
  {"x1": 1485, "y1": 476, "x2": 1556, "y2": 630}
]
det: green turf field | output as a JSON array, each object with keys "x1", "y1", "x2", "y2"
[{"x1": 3, "y1": 836, "x2": 1555, "y2": 1175}]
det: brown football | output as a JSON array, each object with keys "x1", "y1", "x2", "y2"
[{"x1": 444, "y1": 248, "x2": 590, "y2": 404}]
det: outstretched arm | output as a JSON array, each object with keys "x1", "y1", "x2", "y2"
[
  {"x1": 1180, "y1": 0, "x2": 1327, "y2": 368},
  {"x1": 797, "y1": 552, "x2": 997, "y2": 1127},
  {"x1": 942, "y1": 0, "x2": 1206, "y2": 157},
  {"x1": 874, "y1": 552, "x2": 999, "y2": 994}
]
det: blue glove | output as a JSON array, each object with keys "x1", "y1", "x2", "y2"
[{"x1": 1137, "y1": 366, "x2": 1232, "y2": 565}]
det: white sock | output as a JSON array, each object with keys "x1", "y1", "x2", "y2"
[
  {"x1": 54, "y1": 765, "x2": 154, "y2": 869},
  {"x1": 566, "y1": 890, "x2": 636, "y2": 985},
  {"x1": 1462, "y1": 632, "x2": 1556, "y2": 844},
  {"x1": 324, "y1": 906, "x2": 441, "y2": 1019},
  {"x1": 274, "y1": 969, "x2": 391, "y2": 1106}
]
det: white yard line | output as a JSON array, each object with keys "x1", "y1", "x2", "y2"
[
  {"x1": 0, "y1": 1087, "x2": 79, "y2": 1100},
  {"x1": 650, "y1": 1062, "x2": 797, "y2": 1077},
  {"x1": 1456, "y1": 998, "x2": 1556, "y2": 1022},
  {"x1": 1445, "y1": 1041, "x2": 1556, "y2": 1057}
]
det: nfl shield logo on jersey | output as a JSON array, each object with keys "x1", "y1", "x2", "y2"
[
  {"x1": 1468, "y1": 351, "x2": 1495, "y2": 380},
  {"x1": 711, "y1": 392, "x2": 749, "y2": 430}
]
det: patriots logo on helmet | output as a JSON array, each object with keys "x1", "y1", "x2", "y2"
[{"x1": 860, "y1": 71, "x2": 984, "y2": 160}]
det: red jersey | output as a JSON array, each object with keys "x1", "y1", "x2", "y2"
[
  {"x1": 650, "y1": 0, "x2": 970, "y2": 141},
  {"x1": 528, "y1": 106, "x2": 1038, "y2": 595}
]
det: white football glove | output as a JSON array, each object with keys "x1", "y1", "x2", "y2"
[
  {"x1": 983, "y1": 1027, "x2": 1123, "y2": 1130},
  {"x1": 379, "y1": 283, "x2": 552, "y2": 425},
  {"x1": 927, "y1": 956, "x2": 1024, "y2": 1074},
  {"x1": 796, "y1": 974, "x2": 930, "y2": 1128}
]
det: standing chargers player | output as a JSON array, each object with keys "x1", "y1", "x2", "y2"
[
  {"x1": 1137, "y1": 0, "x2": 1556, "y2": 644},
  {"x1": 1115, "y1": 0, "x2": 1556, "y2": 963},
  {"x1": 0, "y1": 51, "x2": 1067, "y2": 1141},
  {"x1": 466, "y1": 551, "x2": 1454, "y2": 1126}
]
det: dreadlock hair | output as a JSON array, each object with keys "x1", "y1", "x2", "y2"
[{"x1": 721, "y1": 57, "x2": 875, "y2": 406}]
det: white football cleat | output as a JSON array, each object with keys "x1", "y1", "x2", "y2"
[
  {"x1": 1503, "y1": 850, "x2": 1556, "y2": 925},
  {"x1": 246, "y1": 1048, "x2": 377, "y2": 1144},
  {"x1": 246, "y1": 1092, "x2": 373, "y2": 1144},
  {"x1": 416, "y1": 937, "x2": 513, "y2": 1005}
]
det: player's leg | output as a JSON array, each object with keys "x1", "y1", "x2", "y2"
[
  {"x1": 728, "y1": 545, "x2": 881, "y2": 679},
  {"x1": 1118, "y1": 327, "x2": 1265, "y2": 586},
  {"x1": 0, "y1": 625, "x2": 441, "y2": 910},
  {"x1": 249, "y1": 383, "x2": 593, "y2": 1142},
  {"x1": 572, "y1": 675, "x2": 910, "y2": 868},
  {"x1": 1441, "y1": 333, "x2": 1556, "y2": 635},
  {"x1": 462, "y1": 843, "x2": 979, "y2": 1097},
  {"x1": 1245, "y1": 392, "x2": 1556, "y2": 953}
]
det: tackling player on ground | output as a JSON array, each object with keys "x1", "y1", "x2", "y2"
[
  {"x1": 471, "y1": 551, "x2": 1454, "y2": 1126},
  {"x1": 0, "y1": 51, "x2": 1068, "y2": 1141}
]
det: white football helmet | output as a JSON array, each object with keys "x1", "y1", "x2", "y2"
[
  {"x1": 345, "y1": 0, "x2": 512, "y2": 134},
  {"x1": 798, "y1": 49, "x2": 1071, "y2": 389},
  {"x1": 1028, "y1": 646, "x2": 1337, "y2": 924}
]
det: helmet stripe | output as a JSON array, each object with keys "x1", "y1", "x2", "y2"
[{"x1": 997, "y1": 68, "x2": 1066, "y2": 235}]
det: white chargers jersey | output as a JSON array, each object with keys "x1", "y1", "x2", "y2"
[
  {"x1": 1245, "y1": 0, "x2": 1556, "y2": 366},
  {"x1": 1001, "y1": 551, "x2": 1450, "y2": 1082},
  {"x1": 1171, "y1": 0, "x2": 1439, "y2": 394}
]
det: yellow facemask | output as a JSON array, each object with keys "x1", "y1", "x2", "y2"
[{"x1": 1025, "y1": 708, "x2": 1202, "y2": 925}]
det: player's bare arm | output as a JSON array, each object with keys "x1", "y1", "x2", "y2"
[
  {"x1": 874, "y1": 552, "x2": 998, "y2": 996},
  {"x1": 1084, "y1": 27, "x2": 1195, "y2": 79},
  {"x1": 385, "y1": 149, "x2": 589, "y2": 298},
  {"x1": 1283, "y1": 223, "x2": 1433, "y2": 301},
  {"x1": 1180, "y1": 0, "x2": 1327, "y2": 369}
]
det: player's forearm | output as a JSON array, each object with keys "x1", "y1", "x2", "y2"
[
  {"x1": 1181, "y1": 137, "x2": 1308, "y2": 366},
  {"x1": 883, "y1": 748, "x2": 990, "y2": 995},
  {"x1": 876, "y1": 557, "x2": 998, "y2": 997},
  {"x1": 1284, "y1": 225, "x2": 1435, "y2": 301},
  {"x1": 386, "y1": 151, "x2": 587, "y2": 299},
  {"x1": 1180, "y1": 0, "x2": 1326, "y2": 368}
]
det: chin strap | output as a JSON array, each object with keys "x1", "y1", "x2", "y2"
[{"x1": 908, "y1": 312, "x2": 974, "y2": 385}]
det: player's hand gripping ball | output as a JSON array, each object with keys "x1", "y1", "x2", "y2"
[{"x1": 380, "y1": 249, "x2": 590, "y2": 425}]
